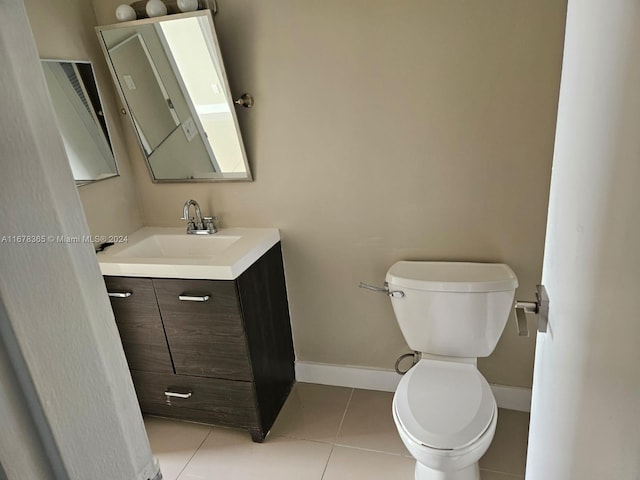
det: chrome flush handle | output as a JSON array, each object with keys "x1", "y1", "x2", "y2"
[{"x1": 359, "y1": 282, "x2": 405, "y2": 298}]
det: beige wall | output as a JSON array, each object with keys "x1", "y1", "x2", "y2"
[
  {"x1": 24, "y1": 0, "x2": 142, "y2": 238},
  {"x1": 96, "y1": 0, "x2": 564, "y2": 388}
]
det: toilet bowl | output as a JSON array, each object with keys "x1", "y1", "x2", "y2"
[
  {"x1": 384, "y1": 261, "x2": 518, "y2": 480},
  {"x1": 392, "y1": 359, "x2": 497, "y2": 480}
]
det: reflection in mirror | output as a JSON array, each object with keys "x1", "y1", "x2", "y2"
[
  {"x1": 109, "y1": 34, "x2": 180, "y2": 155},
  {"x1": 41, "y1": 60, "x2": 119, "y2": 186},
  {"x1": 97, "y1": 11, "x2": 252, "y2": 182}
]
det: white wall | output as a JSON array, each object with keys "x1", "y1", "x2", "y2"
[
  {"x1": 526, "y1": 1, "x2": 640, "y2": 478},
  {"x1": 0, "y1": 1, "x2": 157, "y2": 478}
]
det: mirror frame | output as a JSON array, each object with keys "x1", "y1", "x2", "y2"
[
  {"x1": 95, "y1": 10, "x2": 253, "y2": 183},
  {"x1": 41, "y1": 59, "x2": 120, "y2": 186}
]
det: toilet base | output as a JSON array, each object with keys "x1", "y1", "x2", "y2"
[{"x1": 415, "y1": 461, "x2": 480, "y2": 480}]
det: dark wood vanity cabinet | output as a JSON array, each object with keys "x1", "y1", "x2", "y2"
[{"x1": 104, "y1": 243, "x2": 295, "y2": 442}]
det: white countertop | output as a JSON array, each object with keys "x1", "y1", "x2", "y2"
[{"x1": 97, "y1": 227, "x2": 280, "y2": 280}]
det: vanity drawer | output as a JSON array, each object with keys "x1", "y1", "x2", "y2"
[
  {"x1": 168, "y1": 333, "x2": 252, "y2": 380},
  {"x1": 131, "y1": 370, "x2": 259, "y2": 429},
  {"x1": 104, "y1": 276, "x2": 173, "y2": 374},
  {"x1": 152, "y1": 278, "x2": 252, "y2": 380}
]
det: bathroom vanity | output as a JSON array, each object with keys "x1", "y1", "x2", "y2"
[{"x1": 99, "y1": 228, "x2": 294, "y2": 442}]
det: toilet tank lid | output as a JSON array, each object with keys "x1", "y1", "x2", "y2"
[{"x1": 385, "y1": 261, "x2": 518, "y2": 292}]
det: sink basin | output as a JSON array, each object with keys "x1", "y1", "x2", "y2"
[
  {"x1": 98, "y1": 227, "x2": 280, "y2": 280},
  {"x1": 113, "y1": 233, "x2": 241, "y2": 258}
]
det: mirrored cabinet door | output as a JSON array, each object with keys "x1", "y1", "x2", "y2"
[
  {"x1": 96, "y1": 10, "x2": 252, "y2": 183},
  {"x1": 41, "y1": 60, "x2": 119, "y2": 186}
]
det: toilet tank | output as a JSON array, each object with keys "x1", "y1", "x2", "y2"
[{"x1": 385, "y1": 262, "x2": 518, "y2": 358}]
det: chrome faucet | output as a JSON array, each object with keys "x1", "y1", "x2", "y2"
[{"x1": 181, "y1": 199, "x2": 217, "y2": 234}]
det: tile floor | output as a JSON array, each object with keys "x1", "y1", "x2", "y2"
[{"x1": 145, "y1": 382, "x2": 530, "y2": 480}]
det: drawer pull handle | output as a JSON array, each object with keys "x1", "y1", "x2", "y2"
[
  {"x1": 108, "y1": 291, "x2": 132, "y2": 298},
  {"x1": 178, "y1": 294, "x2": 210, "y2": 302},
  {"x1": 164, "y1": 390, "x2": 192, "y2": 399}
]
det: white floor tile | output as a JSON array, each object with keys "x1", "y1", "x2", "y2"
[
  {"x1": 144, "y1": 416, "x2": 211, "y2": 480},
  {"x1": 177, "y1": 426, "x2": 332, "y2": 480},
  {"x1": 480, "y1": 409, "x2": 530, "y2": 476},
  {"x1": 322, "y1": 446, "x2": 415, "y2": 480},
  {"x1": 336, "y1": 389, "x2": 410, "y2": 456},
  {"x1": 271, "y1": 382, "x2": 353, "y2": 443},
  {"x1": 142, "y1": 385, "x2": 530, "y2": 480}
]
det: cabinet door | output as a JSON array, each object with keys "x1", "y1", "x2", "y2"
[
  {"x1": 104, "y1": 276, "x2": 174, "y2": 373},
  {"x1": 153, "y1": 279, "x2": 252, "y2": 381}
]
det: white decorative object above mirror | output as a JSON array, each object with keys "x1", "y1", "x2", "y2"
[
  {"x1": 41, "y1": 60, "x2": 119, "y2": 186},
  {"x1": 96, "y1": 10, "x2": 252, "y2": 182}
]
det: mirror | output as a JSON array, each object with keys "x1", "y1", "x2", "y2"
[
  {"x1": 41, "y1": 60, "x2": 119, "y2": 186},
  {"x1": 96, "y1": 11, "x2": 252, "y2": 182}
]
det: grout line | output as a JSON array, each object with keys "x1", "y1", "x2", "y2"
[
  {"x1": 479, "y1": 467, "x2": 525, "y2": 478},
  {"x1": 331, "y1": 388, "x2": 413, "y2": 459},
  {"x1": 174, "y1": 427, "x2": 213, "y2": 480},
  {"x1": 332, "y1": 442, "x2": 412, "y2": 458},
  {"x1": 320, "y1": 444, "x2": 335, "y2": 480},
  {"x1": 320, "y1": 388, "x2": 354, "y2": 480},
  {"x1": 480, "y1": 468, "x2": 525, "y2": 478},
  {"x1": 334, "y1": 388, "x2": 355, "y2": 442}
]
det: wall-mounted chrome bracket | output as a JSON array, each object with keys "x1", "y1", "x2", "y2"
[
  {"x1": 234, "y1": 93, "x2": 254, "y2": 108},
  {"x1": 514, "y1": 284, "x2": 549, "y2": 336},
  {"x1": 359, "y1": 282, "x2": 405, "y2": 298}
]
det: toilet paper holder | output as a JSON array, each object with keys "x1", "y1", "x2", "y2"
[{"x1": 514, "y1": 284, "x2": 549, "y2": 336}]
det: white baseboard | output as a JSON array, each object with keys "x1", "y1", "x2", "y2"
[
  {"x1": 295, "y1": 361, "x2": 531, "y2": 412},
  {"x1": 295, "y1": 361, "x2": 401, "y2": 393},
  {"x1": 489, "y1": 384, "x2": 532, "y2": 412}
]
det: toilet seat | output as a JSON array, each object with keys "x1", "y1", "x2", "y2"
[{"x1": 394, "y1": 359, "x2": 495, "y2": 451}]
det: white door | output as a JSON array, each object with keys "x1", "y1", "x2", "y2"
[{"x1": 525, "y1": 2, "x2": 640, "y2": 479}]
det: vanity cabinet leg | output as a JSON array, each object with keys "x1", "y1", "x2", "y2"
[{"x1": 249, "y1": 428, "x2": 265, "y2": 443}]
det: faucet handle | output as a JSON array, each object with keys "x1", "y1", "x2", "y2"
[
  {"x1": 185, "y1": 217, "x2": 196, "y2": 233},
  {"x1": 203, "y1": 216, "x2": 218, "y2": 234}
]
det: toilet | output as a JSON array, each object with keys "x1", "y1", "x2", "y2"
[{"x1": 386, "y1": 261, "x2": 518, "y2": 480}]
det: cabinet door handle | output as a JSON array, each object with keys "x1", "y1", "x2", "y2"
[
  {"x1": 178, "y1": 294, "x2": 210, "y2": 302},
  {"x1": 108, "y1": 291, "x2": 132, "y2": 298},
  {"x1": 164, "y1": 390, "x2": 192, "y2": 399}
]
